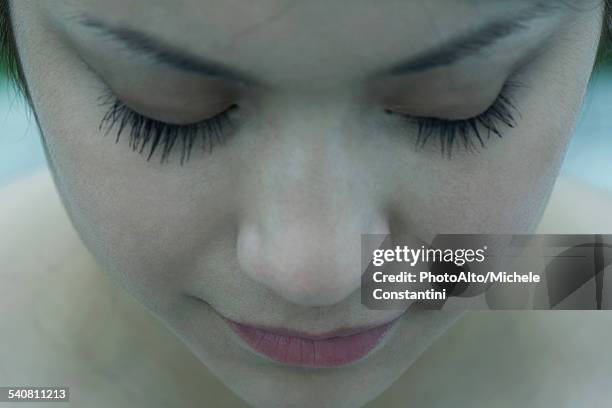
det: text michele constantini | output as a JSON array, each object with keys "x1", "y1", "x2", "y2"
[{"x1": 367, "y1": 245, "x2": 541, "y2": 301}]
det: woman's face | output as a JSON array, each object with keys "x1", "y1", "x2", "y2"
[{"x1": 12, "y1": 0, "x2": 603, "y2": 406}]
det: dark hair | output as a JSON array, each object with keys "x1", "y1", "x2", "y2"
[
  {"x1": 0, "y1": 0, "x2": 29, "y2": 102},
  {"x1": 1, "y1": 0, "x2": 612, "y2": 104},
  {"x1": 598, "y1": 1, "x2": 612, "y2": 64}
]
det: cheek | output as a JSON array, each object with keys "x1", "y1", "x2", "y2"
[
  {"x1": 37, "y1": 104, "x2": 241, "y2": 314},
  {"x1": 386, "y1": 89, "x2": 582, "y2": 239},
  {"x1": 386, "y1": 144, "x2": 566, "y2": 241},
  {"x1": 47, "y1": 140, "x2": 237, "y2": 313}
]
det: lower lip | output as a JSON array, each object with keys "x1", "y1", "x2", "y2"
[{"x1": 225, "y1": 319, "x2": 396, "y2": 368}]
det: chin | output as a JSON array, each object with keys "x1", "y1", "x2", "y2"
[
  {"x1": 190, "y1": 310, "x2": 465, "y2": 408},
  {"x1": 224, "y1": 368, "x2": 400, "y2": 408}
]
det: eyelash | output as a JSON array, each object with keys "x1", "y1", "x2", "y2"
[
  {"x1": 98, "y1": 92, "x2": 238, "y2": 165},
  {"x1": 98, "y1": 82, "x2": 520, "y2": 164},
  {"x1": 388, "y1": 81, "x2": 522, "y2": 157}
]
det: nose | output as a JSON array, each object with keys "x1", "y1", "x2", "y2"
[
  {"x1": 236, "y1": 97, "x2": 390, "y2": 307},
  {"x1": 237, "y1": 211, "x2": 389, "y2": 307}
]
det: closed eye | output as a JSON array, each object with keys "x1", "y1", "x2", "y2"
[
  {"x1": 385, "y1": 81, "x2": 522, "y2": 157},
  {"x1": 97, "y1": 90, "x2": 239, "y2": 165}
]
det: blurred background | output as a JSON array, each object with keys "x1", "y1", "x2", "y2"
[
  {"x1": 0, "y1": 54, "x2": 611, "y2": 190},
  {"x1": 0, "y1": 53, "x2": 45, "y2": 186}
]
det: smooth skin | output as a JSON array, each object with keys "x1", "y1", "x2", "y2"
[
  {"x1": 3, "y1": 0, "x2": 612, "y2": 406},
  {"x1": 2, "y1": 171, "x2": 612, "y2": 407}
]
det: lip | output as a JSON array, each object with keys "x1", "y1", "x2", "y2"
[{"x1": 224, "y1": 318, "x2": 397, "y2": 368}]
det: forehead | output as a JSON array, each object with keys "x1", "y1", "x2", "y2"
[{"x1": 50, "y1": 0, "x2": 556, "y2": 84}]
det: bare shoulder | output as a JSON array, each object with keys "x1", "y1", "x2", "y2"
[
  {"x1": 0, "y1": 169, "x2": 91, "y2": 324},
  {"x1": 0, "y1": 169, "x2": 114, "y2": 391},
  {"x1": 537, "y1": 174, "x2": 612, "y2": 234},
  {"x1": 0, "y1": 169, "x2": 242, "y2": 406},
  {"x1": 0, "y1": 168, "x2": 86, "y2": 285}
]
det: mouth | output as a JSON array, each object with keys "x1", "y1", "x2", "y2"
[{"x1": 223, "y1": 317, "x2": 398, "y2": 368}]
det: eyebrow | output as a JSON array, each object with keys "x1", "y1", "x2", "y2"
[
  {"x1": 72, "y1": 1, "x2": 565, "y2": 82},
  {"x1": 75, "y1": 16, "x2": 258, "y2": 84},
  {"x1": 385, "y1": 2, "x2": 563, "y2": 75}
]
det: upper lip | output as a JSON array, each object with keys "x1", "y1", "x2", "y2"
[
  {"x1": 222, "y1": 316, "x2": 399, "y2": 340},
  {"x1": 189, "y1": 294, "x2": 407, "y2": 340}
]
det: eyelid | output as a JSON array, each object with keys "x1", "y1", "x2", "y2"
[
  {"x1": 105, "y1": 77, "x2": 245, "y2": 125},
  {"x1": 379, "y1": 75, "x2": 508, "y2": 120},
  {"x1": 387, "y1": 81, "x2": 523, "y2": 157},
  {"x1": 119, "y1": 97, "x2": 239, "y2": 125},
  {"x1": 97, "y1": 90, "x2": 239, "y2": 164}
]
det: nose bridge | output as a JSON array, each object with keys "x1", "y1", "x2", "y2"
[
  {"x1": 236, "y1": 95, "x2": 390, "y2": 307},
  {"x1": 243, "y1": 92, "x2": 362, "y2": 224}
]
